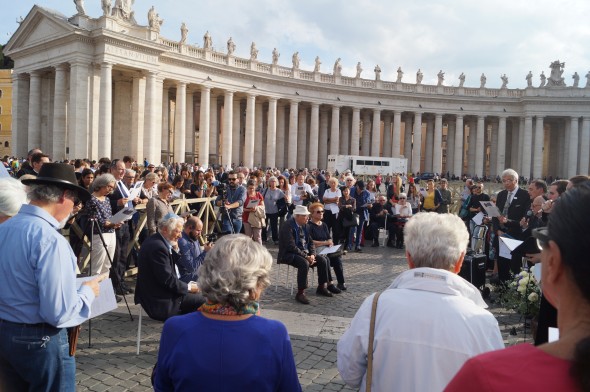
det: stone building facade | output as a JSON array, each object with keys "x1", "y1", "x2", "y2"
[
  {"x1": 3, "y1": 5, "x2": 590, "y2": 178},
  {"x1": 0, "y1": 70, "x2": 12, "y2": 157}
]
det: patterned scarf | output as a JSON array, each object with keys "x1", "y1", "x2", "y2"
[{"x1": 198, "y1": 300, "x2": 260, "y2": 316}]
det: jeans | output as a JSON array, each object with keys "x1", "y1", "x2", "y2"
[
  {"x1": 266, "y1": 213, "x2": 279, "y2": 242},
  {"x1": 222, "y1": 218, "x2": 243, "y2": 234},
  {"x1": 0, "y1": 320, "x2": 75, "y2": 392},
  {"x1": 354, "y1": 218, "x2": 367, "y2": 248}
]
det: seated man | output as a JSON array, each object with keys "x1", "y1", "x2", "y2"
[
  {"x1": 177, "y1": 216, "x2": 213, "y2": 283},
  {"x1": 135, "y1": 213, "x2": 205, "y2": 321},
  {"x1": 337, "y1": 212, "x2": 504, "y2": 391},
  {"x1": 367, "y1": 195, "x2": 396, "y2": 247},
  {"x1": 278, "y1": 205, "x2": 331, "y2": 305}
]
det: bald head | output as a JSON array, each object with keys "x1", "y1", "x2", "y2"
[{"x1": 184, "y1": 216, "x2": 203, "y2": 241}]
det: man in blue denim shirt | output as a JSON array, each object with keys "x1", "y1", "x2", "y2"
[
  {"x1": 177, "y1": 217, "x2": 213, "y2": 283},
  {"x1": 215, "y1": 170, "x2": 246, "y2": 234},
  {"x1": 350, "y1": 180, "x2": 372, "y2": 252},
  {"x1": 0, "y1": 163, "x2": 104, "y2": 392}
]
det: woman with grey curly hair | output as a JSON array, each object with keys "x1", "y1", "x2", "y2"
[{"x1": 154, "y1": 234, "x2": 301, "y2": 392}]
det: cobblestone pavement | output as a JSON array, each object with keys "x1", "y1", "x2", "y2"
[{"x1": 75, "y1": 242, "x2": 532, "y2": 391}]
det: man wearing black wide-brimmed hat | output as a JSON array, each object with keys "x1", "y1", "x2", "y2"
[{"x1": 0, "y1": 163, "x2": 106, "y2": 392}]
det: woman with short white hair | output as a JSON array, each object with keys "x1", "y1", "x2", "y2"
[
  {"x1": 154, "y1": 234, "x2": 301, "y2": 391},
  {"x1": 0, "y1": 178, "x2": 27, "y2": 224}
]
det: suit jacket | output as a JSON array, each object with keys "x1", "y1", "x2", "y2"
[
  {"x1": 134, "y1": 233, "x2": 188, "y2": 321},
  {"x1": 277, "y1": 218, "x2": 316, "y2": 263},
  {"x1": 493, "y1": 187, "x2": 531, "y2": 238}
]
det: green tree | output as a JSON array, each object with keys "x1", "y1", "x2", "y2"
[{"x1": 0, "y1": 44, "x2": 14, "y2": 69}]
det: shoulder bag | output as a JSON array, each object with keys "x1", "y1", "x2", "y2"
[{"x1": 366, "y1": 291, "x2": 382, "y2": 392}]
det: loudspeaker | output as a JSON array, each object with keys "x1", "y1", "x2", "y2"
[{"x1": 459, "y1": 253, "x2": 487, "y2": 289}]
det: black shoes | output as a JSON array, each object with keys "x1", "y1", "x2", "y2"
[
  {"x1": 355, "y1": 247, "x2": 362, "y2": 252},
  {"x1": 295, "y1": 292, "x2": 310, "y2": 304},
  {"x1": 115, "y1": 295, "x2": 123, "y2": 303},
  {"x1": 371, "y1": 242, "x2": 379, "y2": 247},
  {"x1": 387, "y1": 241, "x2": 396, "y2": 248},
  {"x1": 316, "y1": 286, "x2": 333, "y2": 297},
  {"x1": 337, "y1": 283, "x2": 347, "y2": 291},
  {"x1": 327, "y1": 284, "x2": 342, "y2": 294}
]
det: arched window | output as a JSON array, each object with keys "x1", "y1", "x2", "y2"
[{"x1": 4, "y1": 142, "x2": 8, "y2": 148}]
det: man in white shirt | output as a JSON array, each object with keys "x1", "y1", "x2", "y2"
[
  {"x1": 291, "y1": 173, "x2": 313, "y2": 206},
  {"x1": 337, "y1": 212, "x2": 503, "y2": 392}
]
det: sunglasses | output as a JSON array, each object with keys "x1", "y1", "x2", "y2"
[
  {"x1": 314, "y1": 210, "x2": 324, "y2": 214},
  {"x1": 228, "y1": 178, "x2": 237, "y2": 181},
  {"x1": 398, "y1": 197, "x2": 406, "y2": 199}
]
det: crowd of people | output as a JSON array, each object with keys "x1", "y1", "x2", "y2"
[{"x1": 1, "y1": 148, "x2": 589, "y2": 391}]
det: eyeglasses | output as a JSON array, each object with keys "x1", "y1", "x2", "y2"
[
  {"x1": 398, "y1": 197, "x2": 406, "y2": 200},
  {"x1": 532, "y1": 227, "x2": 550, "y2": 251},
  {"x1": 314, "y1": 210, "x2": 324, "y2": 214},
  {"x1": 228, "y1": 178, "x2": 237, "y2": 181}
]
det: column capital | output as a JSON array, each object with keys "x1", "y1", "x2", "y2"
[
  {"x1": 54, "y1": 63, "x2": 69, "y2": 72},
  {"x1": 267, "y1": 96, "x2": 278, "y2": 103},
  {"x1": 100, "y1": 61, "x2": 113, "y2": 69},
  {"x1": 176, "y1": 81, "x2": 187, "y2": 88},
  {"x1": 201, "y1": 85, "x2": 211, "y2": 93},
  {"x1": 435, "y1": 113, "x2": 443, "y2": 119},
  {"x1": 310, "y1": 102, "x2": 320, "y2": 108},
  {"x1": 289, "y1": 99, "x2": 300, "y2": 105},
  {"x1": 247, "y1": 92, "x2": 257, "y2": 99}
]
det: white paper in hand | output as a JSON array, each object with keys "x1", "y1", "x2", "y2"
[{"x1": 76, "y1": 276, "x2": 118, "y2": 318}]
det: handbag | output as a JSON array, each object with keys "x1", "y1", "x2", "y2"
[
  {"x1": 342, "y1": 213, "x2": 360, "y2": 228},
  {"x1": 366, "y1": 291, "x2": 382, "y2": 392},
  {"x1": 459, "y1": 195, "x2": 471, "y2": 219},
  {"x1": 276, "y1": 197, "x2": 288, "y2": 217}
]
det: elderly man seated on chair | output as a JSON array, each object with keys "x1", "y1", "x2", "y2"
[
  {"x1": 337, "y1": 212, "x2": 504, "y2": 391},
  {"x1": 367, "y1": 195, "x2": 397, "y2": 248},
  {"x1": 135, "y1": 213, "x2": 205, "y2": 321},
  {"x1": 278, "y1": 205, "x2": 331, "y2": 305}
]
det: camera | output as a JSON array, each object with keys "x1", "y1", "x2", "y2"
[
  {"x1": 215, "y1": 182, "x2": 227, "y2": 201},
  {"x1": 205, "y1": 233, "x2": 218, "y2": 243}
]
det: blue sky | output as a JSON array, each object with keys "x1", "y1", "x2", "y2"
[{"x1": 2, "y1": 0, "x2": 590, "y2": 88}]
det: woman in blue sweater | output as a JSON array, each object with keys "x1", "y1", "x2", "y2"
[{"x1": 154, "y1": 234, "x2": 301, "y2": 392}]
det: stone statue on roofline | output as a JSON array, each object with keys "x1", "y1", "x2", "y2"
[
  {"x1": 101, "y1": 0, "x2": 111, "y2": 16},
  {"x1": 203, "y1": 31, "x2": 212, "y2": 50},
  {"x1": 272, "y1": 48, "x2": 279, "y2": 65},
  {"x1": 572, "y1": 72, "x2": 580, "y2": 87},
  {"x1": 480, "y1": 73, "x2": 486, "y2": 88},
  {"x1": 334, "y1": 58, "x2": 342, "y2": 77},
  {"x1": 250, "y1": 42, "x2": 259, "y2": 61},
  {"x1": 547, "y1": 60, "x2": 566, "y2": 87},
  {"x1": 501, "y1": 74, "x2": 508, "y2": 88},
  {"x1": 526, "y1": 71, "x2": 533, "y2": 87},
  {"x1": 437, "y1": 70, "x2": 445, "y2": 86},
  {"x1": 147, "y1": 6, "x2": 163, "y2": 33},
  {"x1": 416, "y1": 69, "x2": 423, "y2": 84},
  {"x1": 292, "y1": 52, "x2": 300, "y2": 69},
  {"x1": 539, "y1": 71, "x2": 546, "y2": 87},
  {"x1": 458, "y1": 72, "x2": 465, "y2": 87},
  {"x1": 73, "y1": 0, "x2": 86, "y2": 15},
  {"x1": 396, "y1": 67, "x2": 403, "y2": 83},
  {"x1": 314, "y1": 56, "x2": 321, "y2": 72},
  {"x1": 374, "y1": 65, "x2": 381, "y2": 81},
  {"x1": 356, "y1": 62, "x2": 363, "y2": 78},
  {"x1": 112, "y1": 0, "x2": 136, "y2": 23},
  {"x1": 180, "y1": 22, "x2": 188, "y2": 45},
  {"x1": 227, "y1": 37, "x2": 236, "y2": 55},
  {"x1": 585, "y1": 71, "x2": 590, "y2": 88}
]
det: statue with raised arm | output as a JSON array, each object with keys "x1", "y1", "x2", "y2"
[
  {"x1": 271, "y1": 48, "x2": 279, "y2": 65},
  {"x1": 101, "y1": 0, "x2": 111, "y2": 16},
  {"x1": 547, "y1": 60, "x2": 566, "y2": 86},
  {"x1": 356, "y1": 62, "x2": 363, "y2": 78},
  {"x1": 203, "y1": 31, "x2": 212, "y2": 50},
  {"x1": 573, "y1": 72, "x2": 580, "y2": 87},
  {"x1": 540, "y1": 71, "x2": 546, "y2": 87},
  {"x1": 180, "y1": 22, "x2": 188, "y2": 45},
  {"x1": 334, "y1": 58, "x2": 342, "y2": 77},
  {"x1": 227, "y1": 37, "x2": 235, "y2": 55},
  {"x1": 74, "y1": 0, "x2": 86, "y2": 15},
  {"x1": 374, "y1": 65, "x2": 381, "y2": 81},
  {"x1": 396, "y1": 66, "x2": 403, "y2": 83},
  {"x1": 526, "y1": 71, "x2": 533, "y2": 87},
  {"x1": 416, "y1": 69, "x2": 423, "y2": 84},
  {"x1": 148, "y1": 6, "x2": 162, "y2": 32},
  {"x1": 292, "y1": 52, "x2": 300, "y2": 69},
  {"x1": 314, "y1": 56, "x2": 321, "y2": 72},
  {"x1": 458, "y1": 72, "x2": 465, "y2": 87},
  {"x1": 480, "y1": 73, "x2": 487, "y2": 88},
  {"x1": 250, "y1": 42, "x2": 258, "y2": 61},
  {"x1": 437, "y1": 70, "x2": 445, "y2": 86},
  {"x1": 501, "y1": 74, "x2": 509, "y2": 87}
]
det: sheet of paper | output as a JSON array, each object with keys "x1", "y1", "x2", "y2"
[
  {"x1": 319, "y1": 244, "x2": 342, "y2": 255},
  {"x1": 471, "y1": 211, "x2": 485, "y2": 226},
  {"x1": 110, "y1": 207, "x2": 136, "y2": 224},
  {"x1": 246, "y1": 199, "x2": 260, "y2": 209},
  {"x1": 498, "y1": 236, "x2": 523, "y2": 259},
  {"x1": 532, "y1": 262, "x2": 542, "y2": 283},
  {"x1": 128, "y1": 181, "x2": 143, "y2": 200},
  {"x1": 76, "y1": 276, "x2": 118, "y2": 319},
  {"x1": 480, "y1": 201, "x2": 502, "y2": 217},
  {"x1": 548, "y1": 327, "x2": 559, "y2": 343}
]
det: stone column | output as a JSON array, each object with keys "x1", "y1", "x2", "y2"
[
  {"x1": 518, "y1": 117, "x2": 526, "y2": 174},
  {"x1": 533, "y1": 116, "x2": 544, "y2": 179},
  {"x1": 330, "y1": 105, "x2": 340, "y2": 156},
  {"x1": 433, "y1": 113, "x2": 443, "y2": 175},
  {"x1": 411, "y1": 112, "x2": 422, "y2": 174},
  {"x1": 98, "y1": 62, "x2": 112, "y2": 158},
  {"x1": 244, "y1": 93, "x2": 256, "y2": 168},
  {"x1": 209, "y1": 93, "x2": 219, "y2": 162},
  {"x1": 496, "y1": 116, "x2": 507, "y2": 176},
  {"x1": 161, "y1": 88, "x2": 170, "y2": 156},
  {"x1": 521, "y1": 116, "x2": 533, "y2": 180},
  {"x1": 475, "y1": 115, "x2": 485, "y2": 177},
  {"x1": 371, "y1": 109, "x2": 381, "y2": 156},
  {"x1": 185, "y1": 91, "x2": 194, "y2": 162},
  {"x1": 319, "y1": 108, "x2": 329, "y2": 168},
  {"x1": 454, "y1": 115, "x2": 464, "y2": 176},
  {"x1": 467, "y1": 120, "x2": 476, "y2": 176},
  {"x1": 174, "y1": 82, "x2": 186, "y2": 163},
  {"x1": 221, "y1": 90, "x2": 234, "y2": 167},
  {"x1": 350, "y1": 107, "x2": 360, "y2": 156},
  {"x1": 265, "y1": 97, "x2": 277, "y2": 168},
  {"x1": 68, "y1": 62, "x2": 90, "y2": 159},
  {"x1": 12, "y1": 73, "x2": 29, "y2": 157},
  {"x1": 198, "y1": 86, "x2": 211, "y2": 167},
  {"x1": 232, "y1": 99, "x2": 241, "y2": 166},
  {"x1": 309, "y1": 102, "x2": 320, "y2": 169},
  {"x1": 559, "y1": 120, "x2": 567, "y2": 177},
  {"x1": 446, "y1": 119, "x2": 456, "y2": 176},
  {"x1": 382, "y1": 114, "x2": 392, "y2": 158},
  {"x1": 276, "y1": 103, "x2": 286, "y2": 168},
  {"x1": 392, "y1": 111, "x2": 401, "y2": 158},
  {"x1": 52, "y1": 64, "x2": 68, "y2": 160},
  {"x1": 424, "y1": 116, "x2": 434, "y2": 171},
  {"x1": 568, "y1": 117, "x2": 580, "y2": 177},
  {"x1": 288, "y1": 100, "x2": 299, "y2": 168},
  {"x1": 130, "y1": 75, "x2": 146, "y2": 163},
  {"x1": 144, "y1": 72, "x2": 159, "y2": 164},
  {"x1": 297, "y1": 106, "x2": 308, "y2": 168},
  {"x1": 361, "y1": 112, "x2": 371, "y2": 156},
  {"x1": 254, "y1": 99, "x2": 264, "y2": 166},
  {"x1": 488, "y1": 119, "x2": 498, "y2": 177},
  {"x1": 580, "y1": 117, "x2": 590, "y2": 175},
  {"x1": 28, "y1": 71, "x2": 42, "y2": 149},
  {"x1": 340, "y1": 109, "x2": 350, "y2": 155}
]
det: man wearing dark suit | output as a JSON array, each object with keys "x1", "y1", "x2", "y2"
[
  {"x1": 135, "y1": 214, "x2": 205, "y2": 321},
  {"x1": 492, "y1": 168, "x2": 531, "y2": 283}
]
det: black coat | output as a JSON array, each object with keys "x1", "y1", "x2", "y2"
[
  {"x1": 493, "y1": 187, "x2": 531, "y2": 238},
  {"x1": 134, "y1": 233, "x2": 188, "y2": 321}
]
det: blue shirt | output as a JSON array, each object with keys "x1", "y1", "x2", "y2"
[
  {"x1": 177, "y1": 231, "x2": 206, "y2": 283},
  {"x1": 0, "y1": 204, "x2": 95, "y2": 327},
  {"x1": 216, "y1": 184, "x2": 246, "y2": 220}
]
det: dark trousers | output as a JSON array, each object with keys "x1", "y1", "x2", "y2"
[
  {"x1": 281, "y1": 253, "x2": 329, "y2": 290},
  {"x1": 179, "y1": 293, "x2": 206, "y2": 315},
  {"x1": 534, "y1": 294, "x2": 558, "y2": 345},
  {"x1": 111, "y1": 222, "x2": 130, "y2": 290},
  {"x1": 266, "y1": 213, "x2": 279, "y2": 242},
  {"x1": 497, "y1": 255, "x2": 521, "y2": 283},
  {"x1": 328, "y1": 255, "x2": 345, "y2": 284}
]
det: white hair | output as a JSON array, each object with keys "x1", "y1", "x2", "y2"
[
  {"x1": 404, "y1": 212, "x2": 469, "y2": 271},
  {"x1": 501, "y1": 168, "x2": 519, "y2": 182},
  {"x1": 157, "y1": 215, "x2": 184, "y2": 232},
  {"x1": 0, "y1": 178, "x2": 27, "y2": 217},
  {"x1": 197, "y1": 234, "x2": 273, "y2": 308}
]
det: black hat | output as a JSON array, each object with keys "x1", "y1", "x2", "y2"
[{"x1": 21, "y1": 163, "x2": 91, "y2": 201}]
